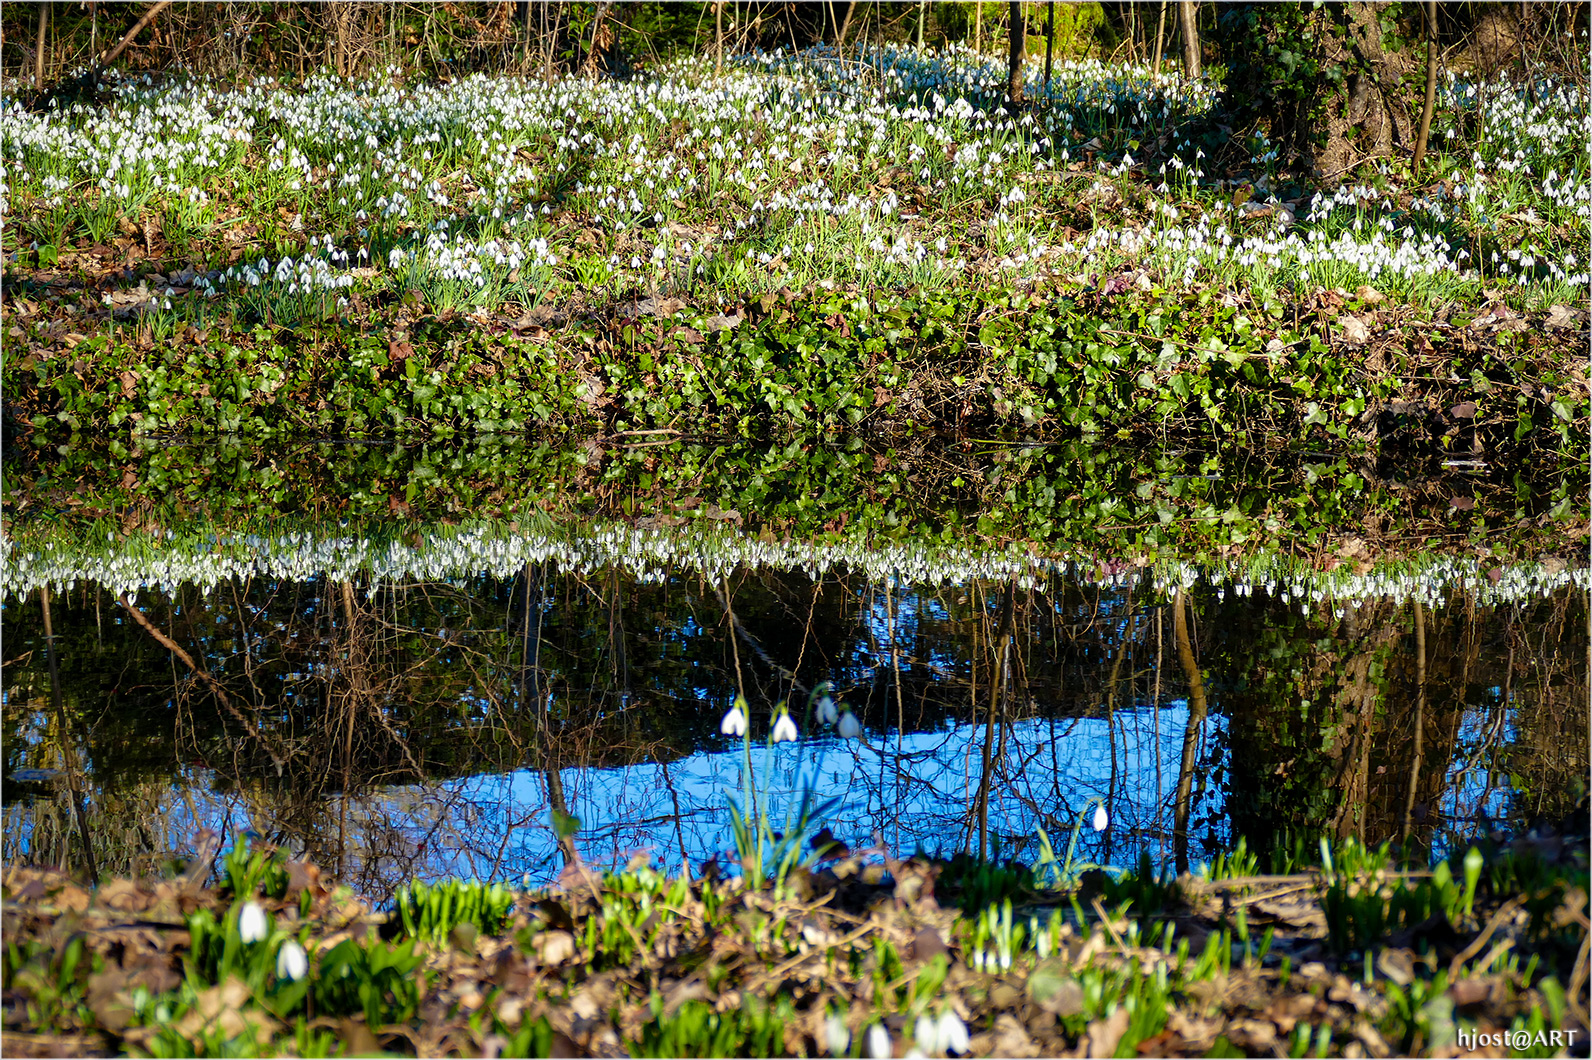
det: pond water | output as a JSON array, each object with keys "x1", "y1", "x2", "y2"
[{"x1": 3, "y1": 442, "x2": 1587, "y2": 898}]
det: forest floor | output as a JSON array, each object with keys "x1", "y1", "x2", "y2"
[{"x1": 2, "y1": 822, "x2": 1588, "y2": 1059}]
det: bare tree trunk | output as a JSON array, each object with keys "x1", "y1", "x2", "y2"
[
  {"x1": 1412, "y1": 0, "x2": 1438, "y2": 173},
  {"x1": 1178, "y1": 0, "x2": 1200, "y2": 78},
  {"x1": 1171, "y1": 589, "x2": 1209, "y2": 875},
  {"x1": 975, "y1": 582, "x2": 1017, "y2": 861},
  {"x1": 1153, "y1": 0, "x2": 1166, "y2": 74},
  {"x1": 34, "y1": 1, "x2": 49, "y2": 89},
  {"x1": 1006, "y1": 0, "x2": 1025, "y2": 107},
  {"x1": 715, "y1": 0, "x2": 723, "y2": 76},
  {"x1": 1401, "y1": 600, "x2": 1427, "y2": 842},
  {"x1": 41, "y1": 586, "x2": 99, "y2": 883},
  {"x1": 336, "y1": 4, "x2": 348, "y2": 77},
  {"x1": 838, "y1": 0, "x2": 855, "y2": 48},
  {"x1": 1043, "y1": 0, "x2": 1054, "y2": 91},
  {"x1": 542, "y1": 0, "x2": 556, "y2": 82},
  {"x1": 916, "y1": 0, "x2": 927, "y2": 47}
]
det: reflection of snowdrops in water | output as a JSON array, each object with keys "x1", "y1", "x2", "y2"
[{"x1": 8, "y1": 516, "x2": 1587, "y2": 614}]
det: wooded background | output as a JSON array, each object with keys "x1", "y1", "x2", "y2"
[{"x1": 4, "y1": 2, "x2": 1585, "y2": 85}]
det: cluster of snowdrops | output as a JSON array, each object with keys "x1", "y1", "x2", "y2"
[{"x1": 0, "y1": 42, "x2": 1587, "y2": 324}]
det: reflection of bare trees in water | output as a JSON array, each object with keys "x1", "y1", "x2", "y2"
[{"x1": 4, "y1": 565, "x2": 1585, "y2": 890}]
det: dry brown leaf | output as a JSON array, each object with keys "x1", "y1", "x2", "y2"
[
  {"x1": 171, "y1": 977, "x2": 278, "y2": 1048},
  {"x1": 1081, "y1": 1007, "x2": 1129, "y2": 1058},
  {"x1": 986, "y1": 1012, "x2": 1041, "y2": 1058},
  {"x1": 534, "y1": 930, "x2": 575, "y2": 965}
]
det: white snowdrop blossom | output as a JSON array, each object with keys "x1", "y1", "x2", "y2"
[
  {"x1": 937, "y1": 1011, "x2": 970, "y2": 1055},
  {"x1": 275, "y1": 939, "x2": 309, "y2": 981},
  {"x1": 237, "y1": 901, "x2": 269, "y2": 944}
]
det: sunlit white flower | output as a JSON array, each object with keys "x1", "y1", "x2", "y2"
[
  {"x1": 275, "y1": 939, "x2": 308, "y2": 981},
  {"x1": 720, "y1": 704, "x2": 747, "y2": 737},
  {"x1": 1092, "y1": 803, "x2": 1109, "y2": 831},
  {"x1": 772, "y1": 712, "x2": 798, "y2": 743},
  {"x1": 824, "y1": 1013, "x2": 850, "y2": 1056},
  {"x1": 937, "y1": 1011, "x2": 969, "y2": 1055},
  {"x1": 866, "y1": 1023, "x2": 892, "y2": 1060},
  {"x1": 237, "y1": 901, "x2": 268, "y2": 943}
]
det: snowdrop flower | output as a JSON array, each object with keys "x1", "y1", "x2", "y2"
[
  {"x1": 772, "y1": 711, "x2": 798, "y2": 743},
  {"x1": 915, "y1": 1016, "x2": 938, "y2": 1054},
  {"x1": 1092, "y1": 803, "x2": 1110, "y2": 832},
  {"x1": 720, "y1": 704, "x2": 747, "y2": 737},
  {"x1": 837, "y1": 710, "x2": 862, "y2": 739},
  {"x1": 275, "y1": 939, "x2": 308, "y2": 981},
  {"x1": 937, "y1": 1011, "x2": 970, "y2": 1055},
  {"x1": 866, "y1": 1023, "x2": 892, "y2": 1060},
  {"x1": 815, "y1": 694, "x2": 838, "y2": 725},
  {"x1": 824, "y1": 1013, "x2": 850, "y2": 1056},
  {"x1": 237, "y1": 901, "x2": 268, "y2": 944}
]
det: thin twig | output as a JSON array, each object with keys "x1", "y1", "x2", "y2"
[
  {"x1": 1448, "y1": 895, "x2": 1526, "y2": 979},
  {"x1": 117, "y1": 594, "x2": 287, "y2": 774}
]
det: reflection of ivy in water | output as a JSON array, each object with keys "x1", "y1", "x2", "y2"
[{"x1": 3, "y1": 435, "x2": 1581, "y2": 563}]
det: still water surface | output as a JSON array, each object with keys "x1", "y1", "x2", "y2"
[{"x1": 5, "y1": 507, "x2": 1584, "y2": 898}]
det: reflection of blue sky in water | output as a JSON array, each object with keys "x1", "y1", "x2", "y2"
[
  {"x1": 0, "y1": 697, "x2": 1528, "y2": 896},
  {"x1": 347, "y1": 708, "x2": 1215, "y2": 888},
  {"x1": 1438, "y1": 687, "x2": 1517, "y2": 855}
]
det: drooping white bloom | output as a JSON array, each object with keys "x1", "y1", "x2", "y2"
[
  {"x1": 771, "y1": 712, "x2": 798, "y2": 743},
  {"x1": 237, "y1": 901, "x2": 269, "y2": 944},
  {"x1": 866, "y1": 1023, "x2": 892, "y2": 1060},
  {"x1": 275, "y1": 939, "x2": 309, "y2": 981},
  {"x1": 815, "y1": 695, "x2": 838, "y2": 725},
  {"x1": 824, "y1": 1013, "x2": 850, "y2": 1056},
  {"x1": 914, "y1": 1015, "x2": 938, "y2": 1054},
  {"x1": 937, "y1": 1011, "x2": 970, "y2": 1055},
  {"x1": 1092, "y1": 803, "x2": 1110, "y2": 832},
  {"x1": 837, "y1": 710, "x2": 862, "y2": 739},
  {"x1": 719, "y1": 704, "x2": 747, "y2": 737}
]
